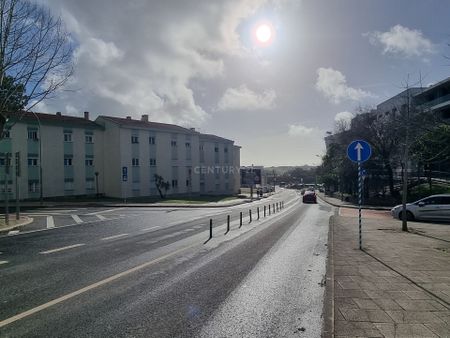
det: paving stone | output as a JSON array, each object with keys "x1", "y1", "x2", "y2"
[
  {"x1": 386, "y1": 310, "x2": 447, "y2": 324},
  {"x1": 340, "y1": 309, "x2": 393, "y2": 323},
  {"x1": 424, "y1": 322, "x2": 450, "y2": 337},
  {"x1": 394, "y1": 323, "x2": 439, "y2": 337},
  {"x1": 373, "y1": 298, "x2": 404, "y2": 310},
  {"x1": 395, "y1": 299, "x2": 446, "y2": 311},
  {"x1": 404, "y1": 290, "x2": 433, "y2": 300},
  {"x1": 352, "y1": 298, "x2": 381, "y2": 310}
]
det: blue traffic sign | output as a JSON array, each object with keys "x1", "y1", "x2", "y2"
[
  {"x1": 347, "y1": 140, "x2": 372, "y2": 163},
  {"x1": 122, "y1": 166, "x2": 128, "y2": 182}
]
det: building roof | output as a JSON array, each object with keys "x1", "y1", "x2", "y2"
[
  {"x1": 97, "y1": 115, "x2": 197, "y2": 134},
  {"x1": 199, "y1": 133, "x2": 234, "y2": 143},
  {"x1": 413, "y1": 77, "x2": 450, "y2": 97},
  {"x1": 8, "y1": 111, "x2": 102, "y2": 129}
]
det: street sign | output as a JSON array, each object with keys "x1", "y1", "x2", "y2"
[
  {"x1": 122, "y1": 166, "x2": 128, "y2": 182},
  {"x1": 347, "y1": 140, "x2": 372, "y2": 163},
  {"x1": 15, "y1": 152, "x2": 21, "y2": 177}
]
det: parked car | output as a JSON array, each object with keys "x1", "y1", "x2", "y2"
[
  {"x1": 302, "y1": 190, "x2": 317, "y2": 204},
  {"x1": 391, "y1": 194, "x2": 450, "y2": 221}
]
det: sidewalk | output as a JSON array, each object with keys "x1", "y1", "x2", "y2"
[
  {"x1": 325, "y1": 214, "x2": 450, "y2": 337},
  {"x1": 318, "y1": 192, "x2": 392, "y2": 211},
  {"x1": 0, "y1": 216, "x2": 33, "y2": 232}
]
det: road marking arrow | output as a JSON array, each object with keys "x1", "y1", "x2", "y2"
[{"x1": 354, "y1": 142, "x2": 363, "y2": 161}]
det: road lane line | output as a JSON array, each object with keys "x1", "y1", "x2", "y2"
[
  {"x1": 100, "y1": 233, "x2": 129, "y2": 241},
  {"x1": 85, "y1": 208, "x2": 124, "y2": 216},
  {"x1": 96, "y1": 214, "x2": 106, "y2": 221},
  {"x1": 39, "y1": 244, "x2": 86, "y2": 255},
  {"x1": 46, "y1": 216, "x2": 55, "y2": 229},
  {"x1": 71, "y1": 215, "x2": 83, "y2": 224},
  {"x1": 140, "y1": 226, "x2": 160, "y2": 232},
  {"x1": 0, "y1": 243, "x2": 198, "y2": 329},
  {"x1": 0, "y1": 260, "x2": 8, "y2": 265}
]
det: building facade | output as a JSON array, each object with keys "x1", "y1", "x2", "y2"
[{"x1": 0, "y1": 112, "x2": 240, "y2": 200}]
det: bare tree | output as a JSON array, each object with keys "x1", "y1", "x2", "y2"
[
  {"x1": 0, "y1": 0, "x2": 73, "y2": 135},
  {"x1": 154, "y1": 174, "x2": 170, "y2": 199}
]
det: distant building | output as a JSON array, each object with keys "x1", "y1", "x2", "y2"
[
  {"x1": 414, "y1": 76, "x2": 450, "y2": 120},
  {"x1": 0, "y1": 112, "x2": 241, "y2": 200}
]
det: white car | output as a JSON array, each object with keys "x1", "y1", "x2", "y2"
[{"x1": 391, "y1": 194, "x2": 450, "y2": 221}]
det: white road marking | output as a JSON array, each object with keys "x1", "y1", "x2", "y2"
[
  {"x1": 100, "y1": 233, "x2": 129, "y2": 241},
  {"x1": 39, "y1": 244, "x2": 85, "y2": 255},
  {"x1": 0, "y1": 243, "x2": 197, "y2": 329},
  {"x1": 140, "y1": 226, "x2": 160, "y2": 232},
  {"x1": 8, "y1": 231, "x2": 20, "y2": 236},
  {"x1": 71, "y1": 215, "x2": 83, "y2": 224},
  {"x1": 85, "y1": 208, "x2": 124, "y2": 216},
  {"x1": 0, "y1": 260, "x2": 8, "y2": 265},
  {"x1": 46, "y1": 216, "x2": 55, "y2": 229},
  {"x1": 96, "y1": 214, "x2": 107, "y2": 221}
]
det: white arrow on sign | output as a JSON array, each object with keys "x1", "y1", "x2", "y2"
[{"x1": 354, "y1": 142, "x2": 364, "y2": 161}]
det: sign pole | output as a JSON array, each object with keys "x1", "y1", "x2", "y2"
[{"x1": 358, "y1": 161, "x2": 362, "y2": 250}]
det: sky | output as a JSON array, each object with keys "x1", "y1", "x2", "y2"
[{"x1": 37, "y1": 0, "x2": 450, "y2": 166}]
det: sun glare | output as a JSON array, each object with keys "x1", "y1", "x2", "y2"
[{"x1": 255, "y1": 23, "x2": 273, "y2": 45}]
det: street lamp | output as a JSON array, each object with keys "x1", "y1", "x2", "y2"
[{"x1": 95, "y1": 171, "x2": 99, "y2": 197}]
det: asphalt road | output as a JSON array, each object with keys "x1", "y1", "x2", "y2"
[{"x1": 0, "y1": 190, "x2": 333, "y2": 337}]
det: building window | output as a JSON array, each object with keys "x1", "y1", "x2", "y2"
[
  {"x1": 64, "y1": 181, "x2": 74, "y2": 191},
  {"x1": 131, "y1": 136, "x2": 139, "y2": 144},
  {"x1": 28, "y1": 130, "x2": 38, "y2": 140},
  {"x1": 64, "y1": 158, "x2": 73, "y2": 166},
  {"x1": 199, "y1": 145, "x2": 204, "y2": 151},
  {"x1": 86, "y1": 180, "x2": 95, "y2": 190},
  {"x1": 224, "y1": 147, "x2": 228, "y2": 153},
  {"x1": 0, "y1": 158, "x2": 5, "y2": 166},
  {"x1": 149, "y1": 158, "x2": 156, "y2": 166},
  {"x1": 149, "y1": 136, "x2": 155, "y2": 145},
  {"x1": 186, "y1": 179, "x2": 190, "y2": 187},
  {"x1": 28, "y1": 181, "x2": 39, "y2": 193},
  {"x1": 215, "y1": 183, "x2": 220, "y2": 191},
  {"x1": 171, "y1": 140, "x2": 177, "y2": 147},
  {"x1": 28, "y1": 158, "x2": 38, "y2": 166},
  {"x1": 185, "y1": 142, "x2": 191, "y2": 148},
  {"x1": 171, "y1": 179, "x2": 178, "y2": 188},
  {"x1": 132, "y1": 158, "x2": 140, "y2": 166},
  {"x1": 214, "y1": 147, "x2": 219, "y2": 152},
  {"x1": 64, "y1": 133, "x2": 72, "y2": 142},
  {"x1": 85, "y1": 159, "x2": 94, "y2": 166},
  {"x1": 85, "y1": 135, "x2": 93, "y2": 143},
  {"x1": 2, "y1": 130, "x2": 10, "y2": 138}
]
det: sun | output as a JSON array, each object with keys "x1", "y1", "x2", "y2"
[{"x1": 255, "y1": 23, "x2": 273, "y2": 45}]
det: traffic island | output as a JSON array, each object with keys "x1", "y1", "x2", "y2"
[{"x1": 0, "y1": 216, "x2": 34, "y2": 234}]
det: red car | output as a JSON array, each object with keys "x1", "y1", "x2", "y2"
[{"x1": 302, "y1": 190, "x2": 317, "y2": 203}]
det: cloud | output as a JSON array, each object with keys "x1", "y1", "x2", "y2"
[
  {"x1": 334, "y1": 111, "x2": 354, "y2": 124},
  {"x1": 217, "y1": 84, "x2": 276, "y2": 111},
  {"x1": 287, "y1": 123, "x2": 316, "y2": 136},
  {"x1": 315, "y1": 68, "x2": 373, "y2": 104},
  {"x1": 40, "y1": 0, "x2": 269, "y2": 125},
  {"x1": 365, "y1": 25, "x2": 436, "y2": 58}
]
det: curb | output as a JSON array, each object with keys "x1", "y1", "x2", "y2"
[
  {"x1": 0, "y1": 216, "x2": 34, "y2": 234},
  {"x1": 322, "y1": 214, "x2": 335, "y2": 338}
]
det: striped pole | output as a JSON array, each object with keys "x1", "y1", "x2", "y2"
[{"x1": 358, "y1": 161, "x2": 362, "y2": 250}]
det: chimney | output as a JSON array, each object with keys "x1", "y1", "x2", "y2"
[
  {"x1": 141, "y1": 114, "x2": 149, "y2": 122},
  {"x1": 190, "y1": 127, "x2": 195, "y2": 131},
  {"x1": 84, "y1": 111, "x2": 90, "y2": 120},
  {"x1": 56, "y1": 112, "x2": 61, "y2": 116},
  {"x1": 126, "y1": 116, "x2": 131, "y2": 120}
]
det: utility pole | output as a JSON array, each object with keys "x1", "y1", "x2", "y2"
[{"x1": 401, "y1": 88, "x2": 411, "y2": 232}]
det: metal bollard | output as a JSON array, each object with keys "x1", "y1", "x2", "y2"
[
  {"x1": 249, "y1": 209, "x2": 252, "y2": 223},
  {"x1": 225, "y1": 215, "x2": 230, "y2": 234},
  {"x1": 209, "y1": 218, "x2": 213, "y2": 239},
  {"x1": 273, "y1": 203, "x2": 275, "y2": 213},
  {"x1": 269, "y1": 205, "x2": 271, "y2": 215},
  {"x1": 257, "y1": 207, "x2": 260, "y2": 220},
  {"x1": 264, "y1": 205, "x2": 266, "y2": 217},
  {"x1": 239, "y1": 212, "x2": 243, "y2": 228}
]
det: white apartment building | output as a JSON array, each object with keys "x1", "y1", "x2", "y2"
[
  {"x1": 0, "y1": 111, "x2": 241, "y2": 200},
  {"x1": 0, "y1": 111, "x2": 104, "y2": 201}
]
